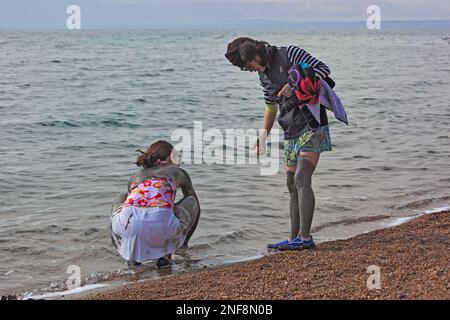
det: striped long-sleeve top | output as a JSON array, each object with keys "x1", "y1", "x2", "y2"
[
  {"x1": 260, "y1": 45, "x2": 330, "y2": 107},
  {"x1": 258, "y1": 45, "x2": 331, "y2": 139}
]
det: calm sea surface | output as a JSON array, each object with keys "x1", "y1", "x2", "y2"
[{"x1": 1, "y1": 22, "x2": 450, "y2": 296}]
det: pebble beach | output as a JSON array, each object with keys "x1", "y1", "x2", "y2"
[{"x1": 79, "y1": 210, "x2": 450, "y2": 300}]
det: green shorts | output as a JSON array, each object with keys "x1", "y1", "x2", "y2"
[{"x1": 284, "y1": 126, "x2": 332, "y2": 167}]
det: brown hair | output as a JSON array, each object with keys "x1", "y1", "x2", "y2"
[
  {"x1": 135, "y1": 140, "x2": 173, "y2": 168},
  {"x1": 225, "y1": 37, "x2": 270, "y2": 70}
]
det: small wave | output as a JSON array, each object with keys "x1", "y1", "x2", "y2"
[
  {"x1": 71, "y1": 58, "x2": 90, "y2": 62},
  {"x1": 98, "y1": 98, "x2": 114, "y2": 103},
  {"x1": 38, "y1": 120, "x2": 79, "y2": 128},
  {"x1": 50, "y1": 60, "x2": 62, "y2": 63},
  {"x1": 326, "y1": 184, "x2": 357, "y2": 188},
  {"x1": 179, "y1": 98, "x2": 197, "y2": 105},
  {"x1": 84, "y1": 228, "x2": 100, "y2": 236},
  {"x1": 215, "y1": 230, "x2": 246, "y2": 243},
  {"x1": 56, "y1": 145, "x2": 91, "y2": 151},
  {"x1": 4, "y1": 270, "x2": 14, "y2": 276},
  {"x1": 138, "y1": 72, "x2": 161, "y2": 78},
  {"x1": 110, "y1": 111, "x2": 135, "y2": 118},
  {"x1": 311, "y1": 214, "x2": 391, "y2": 233},
  {"x1": 424, "y1": 206, "x2": 450, "y2": 214},
  {"x1": 14, "y1": 225, "x2": 70, "y2": 235},
  {"x1": 6, "y1": 246, "x2": 29, "y2": 253},
  {"x1": 390, "y1": 196, "x2": 450, "y2": 210},
  {"x1": 4, "y1": 246, "x2": 47, "y2": 257},
  {"x1": 386, "y1": 215, "x2": 418, "y2": 227},
  {"x1": 181, "y1": 243, "x2": 211, "y2": 251},
  {"x1": 23, "y1": 284, "x2": 110, "y2": 300},
  {"x1": 19, "y1": 268, "x2": 138, "y2": 300},
  {"x1": 134, "y1": 98, "x2": 147, "y2": 103},
  {"x1": 386, "y1": 206, "x2": 450, "y2": 227},
  {"x1": 99, "y1": 119, "x2": 141, "y2": 128}
]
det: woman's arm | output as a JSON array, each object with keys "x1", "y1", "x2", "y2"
[
  {"x1": 257, "y1": 67, "x2": 279, "y2": 154},
  {"x1": 177, "y1": 168, "x2": 198, "y2": 200},
  {"x1": 127, "y1": 173, "x2": 135, "y2": 192},
  {"x1": 262, "y1": 107, "x2": 277, "y2": 135},
  {"x1": 254, "y1": 107, "x2": 277, "y2": 155}
]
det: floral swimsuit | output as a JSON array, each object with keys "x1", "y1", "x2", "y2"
[{"x1": 124, "y1": 176, "x2": 176, "y2": 209}]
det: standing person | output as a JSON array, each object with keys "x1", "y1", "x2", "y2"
[
  {"x1": 110, "y1": 140, "x2": 200, "y2": 267},
  {"x1": 225, "y1": 37, "x2": 346, "y2": 250}
]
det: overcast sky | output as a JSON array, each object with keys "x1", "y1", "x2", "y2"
[{"x1": 1, "y1": 0, "x2": 449, "y2": 28}]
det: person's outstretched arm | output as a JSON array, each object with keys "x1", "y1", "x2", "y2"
[
  {"x1": 256, "y1": 75, "x2": 279, "y2": 154},
  {"x1": 262, "y1": 106, "x2": 277, "y2": 135},
  {"x1": 254, "y1": 108, "x2": 277, "y2": 155}
]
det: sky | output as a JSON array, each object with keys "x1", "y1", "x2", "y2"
[{"x1": 0, "y1": 0, "x2": 449, "y2": 29}]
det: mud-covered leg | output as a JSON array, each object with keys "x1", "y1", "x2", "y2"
[
  {"x1": 111, "y1": 192, "x2": 127, "y2": 216},
  {"x1": 295, "y1": 156, "x2": 318, "y2": 239},
  {"x1": 287, "y1": 170, "x2": 300, "y2": 240},
  {"x1": 109, "y1": 192, "x2": 127, "y2": 249},
  {"x1": 173, "y1": 196, "x2": 200, "y2": 246}
]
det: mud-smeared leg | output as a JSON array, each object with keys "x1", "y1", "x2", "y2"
[
  {"x1": 109, "y1": 192, "x2": 127, "y2": 249},
  {"x1": 111, "y1": 192, "x2": 127, "y2": 216},
  {"x1": 295, "y1": 153, "x2": 319, "y2": 239},
  {"x1": 286, "y1": 169, "x2": 300, "y2": 240},
  {"x1": 173, "y1": 196, "x2": 200, "y2": 246}
]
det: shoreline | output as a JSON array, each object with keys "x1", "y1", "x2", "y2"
[{"x1": 74, "y1": 210, "x2": 450, "y2": 300}]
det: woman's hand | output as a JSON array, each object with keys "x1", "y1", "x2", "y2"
[
  {"x1": 277, "y1": 83, "x2": 293, "y2": 98},
  {"x1": 252, "y1": 130, "x2": 268, "y2": 155}
]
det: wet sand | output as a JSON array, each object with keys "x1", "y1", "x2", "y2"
[{"x1": 81, "y1": 211, "x2": 450, "y2": 300}]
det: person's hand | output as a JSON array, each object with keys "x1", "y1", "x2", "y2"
[
  {"x1": 277, "y1": 83, "x2": 293, "y2": 98},
  {"x1": 252, "y1": 130, "x2": 268, "y2": 155}
]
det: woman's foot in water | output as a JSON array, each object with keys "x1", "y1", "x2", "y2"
[
  {"x1": 156, "y1": 254, "x2": 172, "y2": 268},
  {"x1": 127, "y1": 260, "x2": 142, "y2": 266}
]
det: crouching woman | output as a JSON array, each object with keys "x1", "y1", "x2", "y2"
[{"x1": 110, "y1": 140, "x2": 200, "y2": 267}]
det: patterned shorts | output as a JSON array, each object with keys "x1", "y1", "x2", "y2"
[{"x1": 284, "y1": 126, "x2": 332, "y2": 167}]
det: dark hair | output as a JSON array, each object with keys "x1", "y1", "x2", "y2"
[
  {"x1": 225, "y1": 37, "x2": 270, "y2": 69},
  {"x1": 135, "y1": 140, "x2": 173, "y2": 168}
]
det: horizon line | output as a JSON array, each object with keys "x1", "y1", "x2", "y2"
[{"x1": 1, "y1": 19, "x2": 450, "y2": 30}]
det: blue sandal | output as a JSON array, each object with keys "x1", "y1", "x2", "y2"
[
  {"x1": 278, "y1": 236, "x2": 316, "y2": 251},
  {"x1": 267, "y1": 239, "x2": 290, "y2": 250}
]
